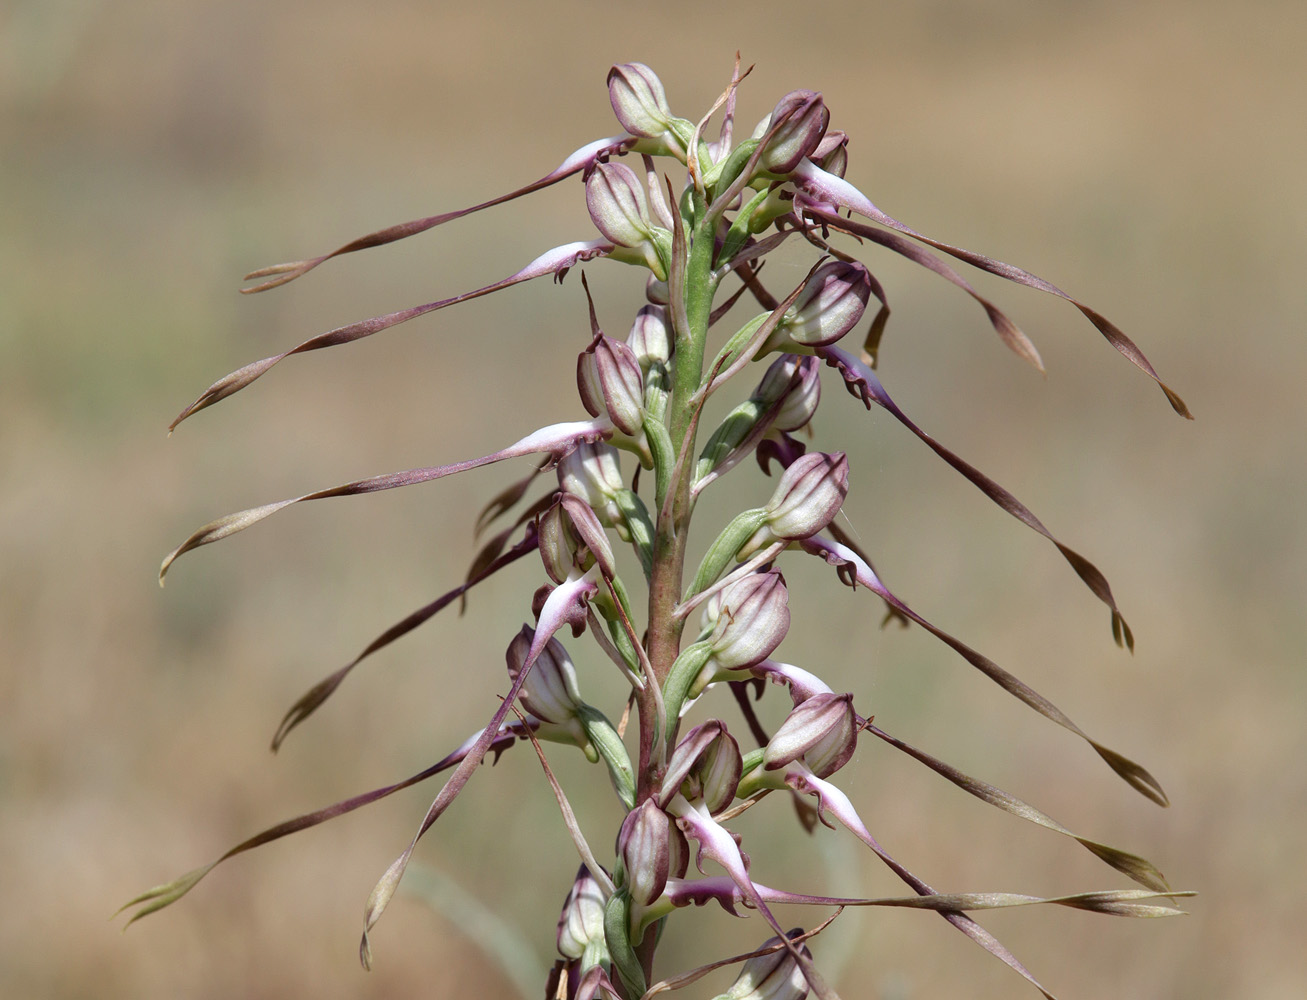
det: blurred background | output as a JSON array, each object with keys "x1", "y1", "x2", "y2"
[{"x1": 2, "y1": 0, "x2": 1303, "y2": 997}]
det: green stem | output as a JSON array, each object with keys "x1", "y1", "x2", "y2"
[{"x1": 646, "y1": 205, "x2": 718, "y2": 693}]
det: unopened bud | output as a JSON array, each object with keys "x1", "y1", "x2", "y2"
[
  {"x1": 539, "y1": 494, "x2": 616, "y2": 582},
  {"x1": 811, "y1": 129, "x2": 848, "y2": 177},
  {"x1": 626, "y1": 304, "x2": 672, "y2": 370},
  {"x1": 754, "y1": 355, "x2": 821, "y2": 432},
  {"x1": 578, "y1": 333, "x2": 645, "y2": 436},
  {"x1": 557, "y1": 867, "x2": 609, "y2": 963},
  {"x1": 756, "y1": 90, "x2": 829, "y2": 175},
  {"x1": 618, "y1": 799, "x2": 671, "y2": 906},
  {"x1": 558, "y1": 442, "x2": 626, "y2": 528},
  {"x1": 696, "y1": 728, "x2": 743, "y2": 813},
  {"x1": 761, "y1": 452, "x2": 848, "y2": 540},
  {"x1": 713, "y1": 934, "x2": 812, "y2": 1000},
  {"x1": 763, "y1": 692, "x2": 857, "y2": 779},
  {"x1": 608, "y1": 63, "x2": 674, "y2": 140},
  {"x1": 662, "y1": 722, "x2": 742, "y2": 813},
  {"x1": 708, "y1": 572, "x2": 790, "y2": 670},
  {"x1": 506, "y1": 625, "x2": 584, "y2": 729},
  {"x1": 586, "y1": 162, "x2": 669, "y2": 278},
  {"x1": 767, "y1": 260, "x2": 871, "y2": 351}
]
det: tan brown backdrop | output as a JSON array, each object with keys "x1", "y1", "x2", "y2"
[{"x1": 3, "y1": 0, "x2": 1303, "y2": 997}]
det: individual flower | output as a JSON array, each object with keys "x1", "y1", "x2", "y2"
[
  {"x1": 577, "y1": 332, "x2": 645, "y2": 436},
  {"x1": 754, "y1": 90, "x2": 830, "y2": 176},
  {"x1": 618, "y1": 799, "x2": 671, "y2": 906},
  {"x1": 506, "y1": 625, "x2": 587, "y2": 748},
  {"x1": 706, "y1": 570, "x2": 791, "y2": 671},
  {"x1": 626, "y1": 303, "x2": 672, "y2": 371},
  {"x1": 585, "y1": 161, "x2": 671, "y2": 278},
  {"x1": 762, "y1": 260, "x2": 872, "y2": 352},
  {"x1": 762, "y1": 692, "x2": 858, "y2": 780},
  {"x1": 608, "y1": 63, "x2": 676, "y2": 142},
  {"x1": 557, "y1": 441, "x2": 627, "y2": 528},
  {"x1": 713, "y1": 933, "x2": 813, "y2": 1000},
  {"x1": 739, "y1": 451, "x2": 849, "y2": 557}
]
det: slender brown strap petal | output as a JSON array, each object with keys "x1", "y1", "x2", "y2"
[
  {"x1": 173, "y1": 242, "x2": 612, "y2": 430},
  {"x1": 865, "y1": 722, "x2": 1171, "y2": 890},
  {"x1": 241, "y1": 136, "x2": 634, "y2": 292},
  {"x1": 818, "y1": 345, "x2": 1135, "y2": 649},
  {"x1": 800, "y1": 535, "x2": 1168, "y2": 806},
  {"x1": 792, "y1": 165, "x2": 1191, "y2": 418}
]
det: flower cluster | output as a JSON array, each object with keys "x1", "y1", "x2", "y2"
[{"x1": 125, "y1": 59, "x2": 1191, "y2": 999}]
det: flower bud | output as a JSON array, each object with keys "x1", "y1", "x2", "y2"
[
  {"x1": 558, "y1": 442, "x2": 626, "y2": 528},
  {"x1": 557, "y1": 866, "x2": 609, "y2": 962},
  {"x1": 506, "y1": 625, "x2": 584, "y2": 729},
  {"x1": 577, "y1": 333, "x2": 645, "y2": 436},
  {"x1": 539, "y1": 493, "x2": 616, "y2": 583},
  {"x1": 696, "y1": 728, "x2": 744, "y2": 813},
  {"x1": 713, "y1": 935, "x2": 812, "y2": 1000},
  {"x1": 767, "y1": 260, "x2": 871, "y2": 351},
  {"x1": 644, "y1": 274, "x2": 669, "y2": 305},
  {"x1": 586, "y1": 161, "x2": 656, "y2": 249},
  {"x1": 662, "y1": 722, "x2": 742, "y2": 813},
  {"x1": 763, "y1": 692, "x2": 857, "y2": 779},
  {"x1": 618, "y1": 799, "x2": 671, "y2": 906},
  {"x1": 608, "y1": 63, "x2": 674, "y2": 139},
  {"x1": 754, "y1": 355, "x2": 821, "y2": 432},
  {"x1": 762, "y1": 452, "x2": 848, "y2": 540},
  {"x1": 756, "y1": 90, "x2": 829, "y2": 175},
  {"x1": 708, "y1": 571, "x2": 790, "y2": 670},
  {"x1": 811, "y1": 129, "x2": 848, "y2": 177},
  {"x1": 626, "y1": 304, "x2": 672, "y2": 370}
]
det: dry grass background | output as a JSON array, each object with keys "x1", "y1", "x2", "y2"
[{"x1": 2, "y1": 0, "x2": 1304, "y2": 997}]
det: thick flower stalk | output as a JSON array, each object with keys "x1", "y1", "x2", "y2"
[{"x1": 126, "y1": 58, "x2": 1192, "y2": 999}]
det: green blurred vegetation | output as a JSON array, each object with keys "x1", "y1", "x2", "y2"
[{"x1": 2, "y1": 1, "x2": 1304, "y2": 997}]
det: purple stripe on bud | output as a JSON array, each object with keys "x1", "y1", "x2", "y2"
[
  {"x1": 626, "y1": 304, "x2": 672, "y2": 370},
  {"x1": 506, "y1": 625, "x2": 584, "y2": 730},
  {"x1": 608, "y1": 63, "x2": 674, "y2": 140},
  {"x1": 557, "y1": 866, "x2": 608, "y2": 961},
  {"x1": 756, "y1": 90, "x2": 830, "y2": 176},
  {"x1": 755, "y1": 355, "x2": 821, "y2": 433},
  {"x1": 586, "y1": 161, "x2": 657, "y2": 249},
  {"x1": 767, "y1": 260, "x2": 872, "y2": 351},
  {"x1": 762, "y1": 452, "x2": 849, "y2": 541},
  {"x1": 708, "y1": 571, "x2": 791, "y2": 670},
  {"x1": 764, "y1": 692, "x2": 858, "y2": 779},
  {"x1": 619, "y1": 799, "x2": 671, "y2": 906},
  {"x1": 577, "y1": 333, "x2": 645, "y2": 436},
  {"x1": 660, "y1": 722, "x2": 742, "y2": 814},
  {"x1": 558, "y1": 442, "x2": 626, "y2": 528},
  {"x1": 717, "y1": 934, "x2": 813, "y2": 1000}
]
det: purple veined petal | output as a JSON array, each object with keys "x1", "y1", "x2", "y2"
[
  {"x1": 241, "y1": 136, "x2": 634, "y2": 293},
  {"x1": 116, "y1": 718, "x2": 533, "y2": 928},
  {"x1": 159, "y1": 418, "x2": 610, "y2": 583},
  {"x1": 783, "y1": 767, "x2": 1058, "y2": 1000},
  {"x1": 798, "y1": 533, "x2": 1168, "y2": 807},
  {"x1": 791, "y1": 159, "x2": 1191, "y2": 418},
  {"x1": 359, "y1": 567, "x2": 600, "y2": 970},
  {"x1": 172, "y1": 241, "x2": 613, "y2": 430},
  {"x1": 815, "y1": 344, "x2": 1135, "y2": 651},
  {"x1": 749, "y1": 660, "x2": 834, "y2": 705}
]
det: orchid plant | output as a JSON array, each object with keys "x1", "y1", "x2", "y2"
[{"x1": 123, "y1": 59, "x2": 1192, "y2": 999}]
